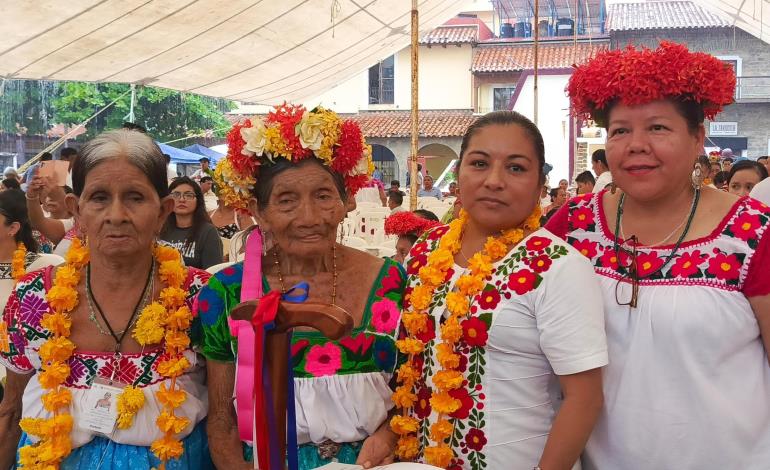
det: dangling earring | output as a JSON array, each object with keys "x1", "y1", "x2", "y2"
[
  {"x1": 338, "y1": 221, "x2": 345, "y2": 244},
  {"x1": 692, "y1": 161, "x2": 703, "y2": 190}
]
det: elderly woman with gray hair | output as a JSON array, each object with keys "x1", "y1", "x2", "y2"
[{"x1": 0, "y1": 129, "x2": 213, "y2": 469}]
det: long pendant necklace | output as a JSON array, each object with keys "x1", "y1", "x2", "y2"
[{"x1": 273, "y1": 244, "x2": 338, "y2": 306}]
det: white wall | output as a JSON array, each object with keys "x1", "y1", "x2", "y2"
[
  {"x1": 394, "y1": 44, "x2": 473, "y2": 110},
  {"x1": 512, "y1": 74, "x2": 572, "y2": 186}
]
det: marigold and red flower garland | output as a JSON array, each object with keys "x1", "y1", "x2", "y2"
[
  {"x1": 391, "y1": 206, "x2": 541, "y2": 468},
  {"x1": 214, "y1": 103, "x2": 373, "y2": 211},
  {"x1": 17, "y1": 241, "x2": 191, "y2": 470},
  {"x1": 567, "y1": 41, "x2": 736, "y2": 122}
]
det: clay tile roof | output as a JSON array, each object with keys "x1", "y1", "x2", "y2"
[
  {"x1": 420, "y1": 25, "x2": 479, "y2": 45},
  {"x1": 472, "y1": 40, "x2": 608, "y2": 72},
  {"x1": 607, "y1": 1, "x2": 730, "y2": 31},
  {"x1": 347, "y1": 110, "x2": 478, "y2": 138}
]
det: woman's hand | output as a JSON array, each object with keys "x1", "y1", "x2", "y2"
[
  {"x1": 26, "y1": 171, "x2": 46, "y2": 200},
  {"x1": 355, "y1": 423, "x2": 398, "y2": 468}
]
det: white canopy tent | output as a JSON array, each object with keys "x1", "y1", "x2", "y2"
[
  {"x1": 0, "y1": 0, "x2": 468, "y2": 104},
  {"x1": 697, "y1": 0, "x2": 770, "y2": 45}
]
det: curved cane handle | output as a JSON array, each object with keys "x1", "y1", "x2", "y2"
[{"x1": 230, "y1": 301, "x2": 353, "y2": 339}]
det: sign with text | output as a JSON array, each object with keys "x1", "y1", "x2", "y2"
[{"x1": 710, "y1": 122, "x2": 738, "y2": 136}]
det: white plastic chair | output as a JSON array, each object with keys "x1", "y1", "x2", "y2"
[{"x1": 342, "y1": 236, "x2": 368, "y2": 249}]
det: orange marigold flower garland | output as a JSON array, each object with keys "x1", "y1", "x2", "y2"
[
  {"x1": 132, "y1": 244, "x2": 190, "y2": 468},
  {"x1": 0, "y1": 243, "x2": 27, "y2": 354},
  {"x1": 18, "y1": 238, "x2": 88, "y2": 469},
  {"x1": 391, "y1": 206, "x2": 541, "y2": 468}
]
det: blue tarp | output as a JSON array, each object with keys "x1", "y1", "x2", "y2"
[
  {"x1": 182, "y1": 144, "x2": 225, "y2": 162},
  {"x1": 156, "y1": 142, "x2": 212, "y2": 165}
]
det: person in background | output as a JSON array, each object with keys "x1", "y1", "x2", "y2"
[
  {"x1": 1, "y1": 179, "x2": 20, "y2": 191},
  {"x1": 209, "y1": 191, "x2": 255, "y2": 239},
  {"x1": 540, "y1": 184, "x2": 551, "y2": 209},
  {"x1": 164, "y1": 153, "x2": 177, "y2": 182},
  {"x1": 591, "y1": 149, "x2": 612, "y2": 193},
  {"x1": 191, "y1": 157, "x2": 212, "y2": 182},
  {"x1": 721, "y1": 155, "x2": 735, "y2": 173},
  {"x1": 710, "y1": 160, "x2": 723, "y2": 176},
  {"x1": 21, "y1": 152, "x2": 52, "y2": 186},
  {"x1": 713, "y1": 170, "x2": 730, "y2": 191},
  {"x1": 446, "y1": 181, "x2": 458, "y2": 197},
  {"x1": 372, "y1": 165, "x2": 383, "y2": 182},
  {"x1": 384, "y1": 211, "x2": 440, "y2": 264},
  {"x1": 390, "y1": 180, "x2": 401, "y2": 193},
  {"x1": 160, "y1": 177, "x2": 222, "y2": 269},
  {"x1": 558, "y1": 179, "x2": 569, "y2": 192},
  {"x1": 3, "y1": 168, "x2": 19, "y2": 183},
  {"x1": 59, "y1": 147, "x2": 77, "y2": 166},
  {"x1": 757, "y1": 155, "x2": 768, "y2": 167},
  {"x1": 575, "y1": 170, "x2": 596, "y2": 194},
  {"x1": 727, "y1": 160, "x2": 768, "y2": 197},
  {"x1": 199, "y1": 176, "x2": 218, "y2": 212},
  {"x1": 388, "y1": 190, "x2": 406, "y2": 214},
  {"x1": 417, "y1": 174, "x2": 443, "y2": 200},
  {"x1": 24, "y1": 171, "x2": 77, "y2": 256},
  {"x1": 697, "y1": 155, "x2": 716, "y2": 187},
  {"x1": 42, "y1": 185, "x2": 74, "y2": 220},
  {"x1": 542, "y1": 187, "x2": 567, "y2": 223}
]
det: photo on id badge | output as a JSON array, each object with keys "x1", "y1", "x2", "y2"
[{"x1": 81, "y1": 377, "x2": 129, "y2": 435}]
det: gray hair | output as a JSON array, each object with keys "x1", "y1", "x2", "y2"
[{"x1": 71, "y1": 129, "x2": 169, "y2": 198}]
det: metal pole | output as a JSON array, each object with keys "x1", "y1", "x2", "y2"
[
  {"x1": 409, "y1": 0, "x2": 419, "y2": 211},
  {"x1": 534, "y1": 0, "x2": 540, "y2": 125}
]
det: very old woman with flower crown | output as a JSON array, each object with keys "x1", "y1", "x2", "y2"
[
  {"x1": 0, "y1": 129, "x2": 213, "y2": 470},
  {"x1": 390, "y1": 111, "x2": 608, "y2": 470}
]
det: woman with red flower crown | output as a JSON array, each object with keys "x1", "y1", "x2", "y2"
[
  {"x1": 389, "y1": 111, "x2": 608, "y2": 470},
  {"x1": 547, "y1": 42, "x2": 770, "y2": 469}
]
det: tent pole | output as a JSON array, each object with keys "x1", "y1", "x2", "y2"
[
  {"x1": 534, "y1": 0, "x2": 539, "y2": 126},
  {"x1": 409, "y1": 0, "x2": 419, "y2": 211}
]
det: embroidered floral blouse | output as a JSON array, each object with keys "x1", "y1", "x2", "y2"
[
  {"x1": 0, "y1": 266, "x2": 211, "y2": 449},
  {"x1": 197, "y1": 258, "x2": 407, "y2": 446},
  {"x1": 546, "y1": 192, "x2": 770, "y2": 470},
  {"x1": 403, "y1": 226, "x2": 608, "y2": 470}
]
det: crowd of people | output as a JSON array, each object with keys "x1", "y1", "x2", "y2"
[{"x1": 0, "y1": 43, "x2": 769, "y2": 470}]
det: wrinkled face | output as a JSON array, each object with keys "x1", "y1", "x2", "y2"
[
  {"x1": 728, "y1": 169, "x2": 762, "y2": 197},
  {"x1": 605, "y1": 100, "x2": 704, "y2": 202},
  {"x1": 257, "y1": 163, "x2": 346, "y2": 258},
  {"x1": 71, "y1": 159, "x2": 171, "y2": 259},
  {"x1": 395, "y1": 236, "x2": 414, "y2": 264},
  {"x1": 553, "y1": 188, "x2": 567, "y2": 206},
  {"x1": 576, "y1": 180, "x2": 594, "y2": 195},
  {"x1": 171, "y1": 184, "x2": 197, "y2": 216},
  {"x1": 457, "y1": 124, "x2": 542, "y2": 235}
]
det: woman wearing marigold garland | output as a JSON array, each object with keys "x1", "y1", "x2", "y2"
[
  {"x1": 547, "y1": 43, "x2": 770, "y2": 469},
  {"x1": 390, "y1": 111, "x2": 607, "y2": 470},
  {"x1": 198, "y1": 104, "x2": 407, "y2": 469},
  {"x1": 0, "y1": 129, "x2": 213, "y2": 469}
]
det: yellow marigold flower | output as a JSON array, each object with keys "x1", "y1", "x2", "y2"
[
  {"x1": 156, "y1": 382, "x2": 188, "y2": 409},
  {"x1": 46, "y1": 285, "x2": 78, "y2": 313},
  {"x1": 430, "y1": 391, "x2": 461, "y2": 414},
  {"x1": 38, "y1": 414, "x2": 74, "y2": 438},
  {"x1": 427, "y1": 248, "x2": 454, "y2": 271},
  {"x1": 264, "y1": 126, "x2": 291, "y2": 160},
  {"x1": 445, "y1": 291, "x2": 469, "y2": 317},
  {"x1": 154, "y1": 245, "x2": 181, "y2": 263},
  {"x1": 41, "y1": 313, "x2": 71, "y2": 337},
  {"x1": 157, "y1": 355, "x2": 191, "y2": 378},
  {"x1": 166, "y1": 306, "x2": 193, "y2": 331},
  {"x1": 524, "y1": 206, "x2": 542, "y2": 229},
  {"x1": 443, "y1": 238, "x2": 461, "y2": 254},
  {"x1": 484, "y1": 237, "x2": 509, "y2": 260},
  {"x1": 409, "y1": 285, "x2": 432, "y2": 311},
  {"x1": 429, "y1": 419, "x2": 454, "y2": 442},
  {"x1": 396, "y1": 338, "x2": 424, "y2": 355},
  {"x1": 164, "y1": 330, "x2": 191, "y2": 355},
  {"x1": 502, "y1": 228, "x2": 525, "y2": 245},
  {"x1": 53, "y1": 265, "x2": 80, "y2": 289},
  {"x1": 435, "y1": 343, "x2": 460, "y2": 369},
  {"x1": 133, "y1": 302, "x2": 166, "y2": 345},
  {"x1": 49, "y1": 435, "x2": 73, "y2": 461},
  {"x1": 432, "y1": 369, "x2": 464, "y2": 391},
  {"x1": 39, "y1": 362, "x2": 70, "y2": 389},
  {"x1": 39, "y1": 336, "x2": 76, "y2": 363},
  {"x1": 65, "y1": 238, "x2": 89, "y2": 267},
  {"x1": 424, "y1": 445, "x2": 454, "y2": 468},
  {"x1": 18, "y1": 444, "x2": 40, "y2": 467},
  {"x1": 390, "y1": 415, "x2": 420, "y2": 435},
  {"x1": 20, "y1": 417, "x2": 46, "y2": 437},
  {"x1": 396, "y1": 362, "x2": 421, "y2": 385},
  {"x1": 440, "y1": 316, "x2": 463, "y2": 344},
  {"x1": 418, "y1": 265, "x2": 446, "y2": 287},
  {"x1": 41, "y1": 387, "x2": 72, "y2": 412},
  {"x1": 392, "y1": 385, "x2": 418, "y2": 409},
  {"x1": 159, "y1": 260, "x2": 186, "y2": 287},
  {"x1": 159, "y1": 287, "x2": 187, "y2": 310},
  {"x1": 116, "y1": 386, "x2": 145, "y2": 429},
  {"x1": 157, "y1": 411, "x2": 190, "y2": 434},
  {"x1": 395, "y1": 435, "x2": 420, "y2": 460},
  {"x1": 401, "y1": 311, "x2": 428, "y2": 335},
  {"x1": 455, "y1": 274, "x2": 484, "y2": 297},
  {"x1": 151, "y1": 435, "x2": 184, "y2": 460},
  {"x1": 468, "y1": 252, "x2": 493, "y2": 279}
]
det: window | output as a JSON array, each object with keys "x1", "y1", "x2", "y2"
[
  {"x1": 717, "y1": 56, "x2": 742, "y2": 99},
  {"x1": 493, "y1": 87, "x2": 517, "y2": 111},
  {"x1": 369, "y1": 55, "x2": 395, "y2": 104}
]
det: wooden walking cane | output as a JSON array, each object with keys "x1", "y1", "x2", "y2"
[{"x1": 231, "y1": 300, "x2": 354, "y2": 470}]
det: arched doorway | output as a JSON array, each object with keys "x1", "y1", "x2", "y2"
[
  {"x1": 418, "y1": 143, "x2": 458, "y2": 186},
  {"x1": 371, "y1": 144, "x2": 399, "y2": 184}
]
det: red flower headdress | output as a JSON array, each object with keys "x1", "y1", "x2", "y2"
[
  {"x1": 567, "y1": 42, "x2": 736, "y2": 122},
  {"x1": 385, "y1": 211, "x2": 441, "y2": 238},
  {"x1": 213, "y1": 103, "x2": 373, "y2": 211}
]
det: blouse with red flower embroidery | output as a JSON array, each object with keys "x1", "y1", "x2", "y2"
[
  {"x1": 545, "y1": 191, "x2": 770, "y2": 470},
  {"x1": 401, "y1": 225, "x2": 607, "y2": 470}
]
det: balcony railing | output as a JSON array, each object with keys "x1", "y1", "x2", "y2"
[{"x1": 736, "y1": 76, "x2": 770, "y2": 102}]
